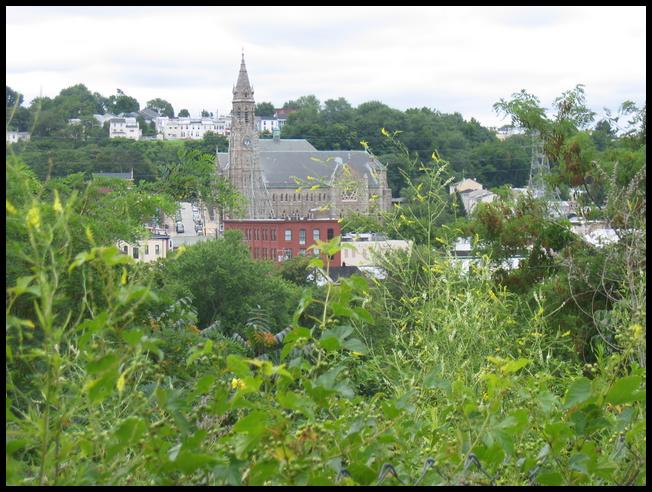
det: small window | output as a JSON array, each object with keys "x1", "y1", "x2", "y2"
[
  {"x1": 155, "y1": 244, "x2": 160, "y2": 255},
  {"x1": 299, "y1": 229, "x2": 306, "y2": 245},
  {"x1": 313, "y1": 229, "x2": 320, "y2": 241},
  {"x1": 133, "y1": 247, "x2": 139, "y2": 259},
  {"x1": 285, "y1": 229, "x2": 292, "y2": 241},
  {"x1": 145, "y1": 245, "x2": 149, "y2": 255},
  {"x1": 327, "y1": 228, "x2": 334, "y2": 240},
  {"x1": 271, "y1": 229, "x2": 277, "y2": 241},
  {"x1": 123, "y1": 245, "x2": 128, "y2": 254}
]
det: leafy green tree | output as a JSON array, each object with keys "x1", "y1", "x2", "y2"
[
  {"x1": 6, "y1": 86, "x2": 31, "y2": 132},
  {"x1": 6, "y1": 85, "x2": 24, "y2": 107},
  {"x1": 107, "y1": 89, "x2": 140, "y2": 114},
  {"x1": 255, "y1": 102, "x2": 275, "y2": 117},
  {"x1": 153, "y1": 230, "x2": 302, "y2": 332},
  {"x1": 54, "y1": 84, "x2": 105, "y2": 118},
  {"x1": 178, "y1": 108, "x2": 190, "y2": 117},
  {"x1": 276, "y1": 254, "x2": 313, "y2": 286},
  {"x1": 146, "y1": 98, "x2": 174, "y2": 118},
  {"x1": 182, "y1": 131, "x2": 229, "y2": 155},
  {"x1": 137, "y1": 115, "x2": 156, "y2": 137},
  {"x1": 340, "y1": 212, "x2": 384, "y2": 234},
  {"x1": 283, "y1": 95, "x2": 321, "y2": 112},
  {"x1": 150, "y1": 148, "x2": 241, "y2": 213},
  {"x1": 201, "y1": 109, "x2": 210, "y2": 117},
  {"x1": 30, "y1": 110, "x2": 66, "y2": 137}
]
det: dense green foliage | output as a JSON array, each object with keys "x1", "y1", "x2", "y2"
[
  {"x1": 6, "y1": 88, "x2": 646, "y2": 486},
  {"x1": 143, "y1": 230, "x2": 302, "y2": 334},
  {"x1": 281, "y1": 96, "x2": 531, "y2": 195},
  {"x1": 6, "y1": 133, "x2": 229, "y2": 183}
]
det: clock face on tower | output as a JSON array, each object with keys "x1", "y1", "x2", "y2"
[{"x1": 243, "y1": 137, "x2": 252, "y2": 148}]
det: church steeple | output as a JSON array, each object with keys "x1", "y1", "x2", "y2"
[
  {"x1": 231, "y1": 51, "x2": 256, "y2": 132},
  {"x1": 233, "y1": 51, "x2": 254, "y2": 101}
]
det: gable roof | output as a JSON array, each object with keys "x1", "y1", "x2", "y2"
[
  {"x1": 257, "y1": 138, "x2": 316, "y2": 152},
  {"x1": 218, "y1": 147, "x2": 385, "y2": 189}
]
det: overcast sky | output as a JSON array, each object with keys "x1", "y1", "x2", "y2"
[{"x1": 5, "y1": 6, "x2": 646, "y2": 127}]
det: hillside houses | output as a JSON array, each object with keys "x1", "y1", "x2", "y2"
[{"x1": 449, "y1": 178, "x2": 497, "y2": 214}]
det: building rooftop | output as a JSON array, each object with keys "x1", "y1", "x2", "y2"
[{"x1": 218, "y1": 146, "x2": 386, "y2": 189}]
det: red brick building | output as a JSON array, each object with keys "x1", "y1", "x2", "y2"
[{"x1": 223, "y1": 218, "x2": 341, "y2": 266}]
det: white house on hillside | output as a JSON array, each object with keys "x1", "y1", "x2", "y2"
[
  {"x1": 156, "y1": 117, "x2": 220, "y2": 140},
  {"x1": 6, "y1": 131, "x2": 31, "y2": 144},
  {"x1": 109, "y1": 117, "x2": 141, "y2": 140},
  {"x1": 256, "y1": 116, "x2": 286, "y2": 133},
  {"x1": 449, "y1": 178, "x2": 484, "y2": 195}
]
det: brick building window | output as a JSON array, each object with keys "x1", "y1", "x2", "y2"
[
  {"x1": 299, "y1": 229, "x2": 306, "y2": 245},
  {"x1": 313, "y1": 229, "x2": 320, "y2": 241},
  {"x1": 285, "y1": 229, "x2": 292, "y2": 241}
]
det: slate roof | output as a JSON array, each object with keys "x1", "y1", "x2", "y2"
[
  {"x1": 139, "y1": 108, "x2": 159, "y2": 120},
  {"x1": 217, "y1": 146, "x2": 385, "y2": 189},
  {"x1": 257, "y1": 138, "x2": 316, "y2": 152}
]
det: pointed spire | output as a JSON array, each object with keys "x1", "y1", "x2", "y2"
[{"x1": 233, "y1": 51, "x2": 253, "y2": 100}]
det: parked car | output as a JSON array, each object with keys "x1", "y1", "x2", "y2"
[{"x1": 176, "y1": 221, "x2": 184, "y2": 234}]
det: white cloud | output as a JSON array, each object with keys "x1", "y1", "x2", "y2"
[{"x1": 6, "y1": 6, "x2": 646, "y2": 126}]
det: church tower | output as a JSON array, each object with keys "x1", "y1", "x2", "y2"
[{"x1": 228, "y1": 52, "x2": 273, "y2": 219}]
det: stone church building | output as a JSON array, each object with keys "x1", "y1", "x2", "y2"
[{"x1": 217, "y1": 54, "x2": 392, "y2": 220}]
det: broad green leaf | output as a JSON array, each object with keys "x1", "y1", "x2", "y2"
[
  {"x1": 120, "y1": 328, "x2": 144, "y2": 347},
  {"x1": 605, "y1": 375, "x2": 642, "y2": 405},
  {"x1": 277, "y1": 391, "x2": 315, "y2": 419},
  {"x1": 227, "y1": 354, "x2": 252, "y2": 378},
  {"x1": 342, "y1": 338, "x2": 368, "y2": 355},
  {"x1": 501, "y1": 358, "x2": 530, "y2": 374},
  {"x1": 537, "y1": 470, "x2": 563, "y2": 486},
  {"x1": 318, "y1": 336, "x2": 341, "y2": 352},
  {"x1": 195, "y1": 374, "x2": 216, "y2": 394},
  {"x1": 115, "y1": 416, "x2": 146, "y2": 446},
  {"x1": 85, "y1": 368, "x2": 120, "y2": 403},
  {"x1": 233, "y1": 411, "x2": 268, "y2": 436},
  {"x1": 248, "y1": 459, "x2": 279, "y2": 485},
  {"x1": 86, "y1": 353, "x2": 120, "y2": 375},
  {"x1": 537, "y1": 390, "x2": 558, "y2": 414},
  {"x1": 497, "y1": 409, "x2": 529, "y2": 435},
  {"x1": 563, "y1": 377, "x2": 593, "y2": 409}
]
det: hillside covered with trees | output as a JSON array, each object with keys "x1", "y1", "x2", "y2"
[
  {"x1": 8, "y1": 84, "x2": 532, "y2": 197},
  {"x1": 6, "y1": 86, "x2": 646, "y2": 485}
]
